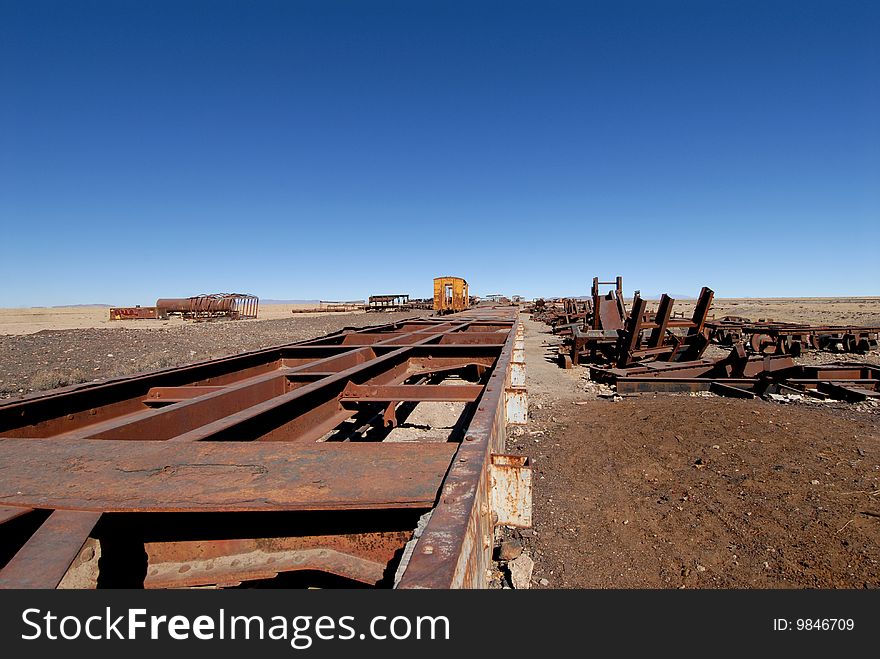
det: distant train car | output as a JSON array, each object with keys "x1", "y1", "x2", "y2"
[{"x1": 433, "y1": 276, "x2": 469, "y2": 314}]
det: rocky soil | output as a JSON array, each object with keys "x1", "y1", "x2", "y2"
[
  {"x1": 0, "y1": 311, "x2": 428, "y2": 399},
  {"x1": 492, "y1": 317, "x2": 880, "y2": 589}
]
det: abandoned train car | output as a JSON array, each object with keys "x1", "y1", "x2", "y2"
[{"x1": 433, "y1": 276, "x2": 469, "y2": 314}]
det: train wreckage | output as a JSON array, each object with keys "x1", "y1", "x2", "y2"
[
  {"x1": 0, "y1": 308, "x2": 530, "y2": 589},
  {"x1": 529, "y1": 278, "x2": 880, "y2": 404}
]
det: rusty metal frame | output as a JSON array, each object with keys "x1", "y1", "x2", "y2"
[
  {"x1": 707, "y1": 318, "x2": 880, "y2": 355},
  {"x1": 366, "y1": 294, "x2": 411, "y2": 312},
  {"x1": 109, "y1": 306, "x2": 166, "y2": 320},
  {"x1": 590, "y1": 348, "x2": 880, "y2": 402},
  {"x1": 0, "y1": 308, "x2": 527, "y2": 589},
  {"x1": 155, "y1": 293, "x2": 259, "y2": 320}
]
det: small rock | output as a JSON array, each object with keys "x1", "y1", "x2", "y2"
[
  {"x1": 538, "y1": 578, "x2": 550, "y2": 586},
  {"x1": 811, "y1": 479, "x2": 820, "y2": 485},
  {"x1": 508, "y1": 554, "x2": 534, "y2": 589},
  {"x1": 497, "y1": 538, "x2": 523, "y2": 562},
  {"x1": 696, "y1": 564, "x2": 707, "y2": 573}
]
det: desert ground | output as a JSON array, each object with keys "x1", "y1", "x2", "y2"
[
  {"x1": 0, "y1": 302, "x2": 360, "y2": 335},
  {"x1": 670, "y1": 297, "x2": 880, "y2": 327},
  {"x1": 501, "y1": 315, "x2": 879, "y2": 589},
  {"x1": 3, "y1": 297, "x2": 878, "y2": 336},
  {"x1": 0, "y1": 305, "x2": 423, "y2": 398},
  {"x1": 1, "y1": 298, "x2": 879, "y2": 589}
]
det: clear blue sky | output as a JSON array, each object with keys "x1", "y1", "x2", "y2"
[{"x1": 1, "y1": 0, "x2": 877, "y2": 306}]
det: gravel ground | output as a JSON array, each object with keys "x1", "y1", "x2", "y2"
[
  {"x1": 492, "y1": 317, "x2": 880, "y2": 589},
  {"x1": 0, "y1": 311, "x2": 429, "y2": 399}
]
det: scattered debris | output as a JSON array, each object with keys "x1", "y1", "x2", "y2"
[{"x1": 508, "y1": 553, "x2": 535, "y2": 589}]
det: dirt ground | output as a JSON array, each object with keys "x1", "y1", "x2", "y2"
[{"x1": 505, "y1": 315, "x2": 880, "y2": 589}]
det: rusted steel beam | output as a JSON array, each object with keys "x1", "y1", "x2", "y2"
[
  {"x1": 616, "y1": 295, "x2": 647, "y2": 367},
  {"x1": 143, "y1": 385, "x2": 228, "y2": 405},
  {"x1": 0, "y1": 440, "x2": 457, "y2": 512},
  {"x1": 688, "y1": 287, "x2": 714, "y2": 337},
  {"x1": 398, "y1": 307, "x2": 521, "y2": 589},
  {"x1": 339, "y1": 383, "x2": 484, "y2": 403},
  {"x1": 817, "y1": 381, "x2": 880, "y2": 402},
  {"x1": 0, "y1": 308, "x2": 525, "y2": 589},
  {"x1": 340, "y1": 333, "x2": 410, "y2": 345},
  {"x1": 68, "y1": 370, "x2": 294, "y2": 441},
  {"x1": 648, "y1": 294, "x2": 674, "y2": 348},
  {"x1": 0, "y1": 510, "x2": 101, "y2": 589},
  {"x1": 437, "y1": 333, "x2": 507, "y2": 345},
  {"x1": 164, "y1": 351, "x2": 414, "y2": 443},
  {"x1": 237, "y1": 359, "x2": 415, "y2": 443},
  {"x1": 709, "y1": 382, "x2": 757, "y2": 399},
  {"x1": 0, "y1": 353, "x2": 286, "y2": 439},
  {"x1": 2, "y1": 322, "x2": 455, "y2": 439},
  {"x1": 144, "y1": 531, "x2": 412, "y2": 588},
  {"x1": 615, "y1": 378, "x2": 758, "y2": 393},
  {"x1": 0, "y1": 506, "x2": 33, "y2": 524}
]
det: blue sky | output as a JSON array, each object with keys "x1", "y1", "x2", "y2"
[{"x1": 1, "y1": 0, "x2": 877, "y2": 306}]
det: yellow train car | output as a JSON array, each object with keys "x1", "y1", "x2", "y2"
[{"x1": 433, "y1": 276, "x2": 469, "y2": 314}]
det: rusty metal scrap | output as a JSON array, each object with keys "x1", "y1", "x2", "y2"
[
  {"x1": 613, "y1": 287, "x2": 714, "y2": 367},
  {"x1": 0, "y1": 308, "x2": 529, "y2": 589},
  {"x1": 109, "y1": 306, "x2": 166, "y2": 320},
  {"x1": 536, "y1": 279, "x2": 878, "y2": 404},
  {"x1": 706, "y1": 317, "x2": 880, "y2": 355},
  {"x1": 156, "y1": 293, "x2": 259, "y2": 319},
  {"x1": 290, "y1": 301, "x2": 365, "y2": 313},
  {"x1": 537, "y1": 277, "x2": 715, "y2": 369},
  {"x1": 366, "y1": 294, "x2": 411, "y2": 311},
  {"x1": 589, "y1": 344, "x2": 880, "y2": 403}
]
